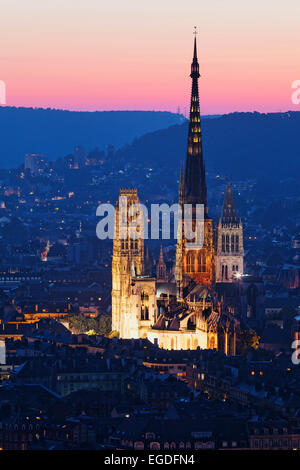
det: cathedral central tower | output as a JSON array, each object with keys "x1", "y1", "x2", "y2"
[{"x1": 176, "y1": 36, "x2": 214, "y2": 299}]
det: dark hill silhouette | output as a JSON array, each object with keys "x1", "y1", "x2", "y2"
[
  {"x1": 0, "y1": 107, "x2": 184, "y2": 168},
  {"x1": 116, "y1": 111, "x2": 300, "y2": 179}
]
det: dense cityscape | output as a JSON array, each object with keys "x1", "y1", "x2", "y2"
[
  {"x1": 1, "y1": 0, "x2": 300, "y2": 457},
  {"x1": 0, "y1": 38, "x2": 300, "y2": 453}
]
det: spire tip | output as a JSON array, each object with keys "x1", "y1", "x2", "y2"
[{"x1": 193, "y1": 26, "x2": 198, "y2": 59}]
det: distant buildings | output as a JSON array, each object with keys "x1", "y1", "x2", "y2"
[{"x1": 25, "y1": 153, "x2": 48, "y2": 175}]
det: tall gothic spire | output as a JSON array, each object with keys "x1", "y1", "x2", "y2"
[
  {"x1": 184, "y1": 34, "x2": 207, "y2": 209},
  {"x1": 221, "y1": 182, "x2": 240, "y2": 226}
]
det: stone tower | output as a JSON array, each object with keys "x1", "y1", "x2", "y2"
[
  {"x1": 176, "y1": 36, "x2": 214, "y2": 300},
  {"x1": 111, "y1": 188, "x2": 156, "y2": 338},
  {"x1": 215, "y1": 183, "x2": 244, "y2": 282},
  {"x1": 156, "y1": 245, "x2": 167, "y2": 281}
]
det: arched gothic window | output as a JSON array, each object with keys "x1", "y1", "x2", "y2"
[
  {"x1": 226, "y1": 234, "x2": 230, "y2": 252},
  {"x1": 141, "y1": 291, "x2": 149, "y2": 301},
  {"x1": 141, "y1": 306, "x2": 149, "y2": 321},
  {"x1": 198, "y1": 251, "x2": 206, "y2": 272},
  {"x1": 222, "y1": 234, "x2": 225, "y2": 252},
  {"x1": 231, "y1": 234, "x2": 235, "y2": 252},
  {"x1": 187, "y1": 252, "x2": 195, "y2": 273},
  {"x1": 235, "y1": 235, "x2": 239, "y2": 252}
]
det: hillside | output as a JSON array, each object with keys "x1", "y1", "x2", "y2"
[
  {"x1": 0, "y1": 107, "x2": 184, "y2": 168},
  {"x1": 115, "y1": 111, "x2": 300, "y2": 180}
]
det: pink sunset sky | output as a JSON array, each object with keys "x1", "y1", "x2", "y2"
[{"x1": 1, "y1": 0, "x2": 300, "y2": 114}]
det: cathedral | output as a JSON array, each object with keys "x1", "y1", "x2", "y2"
[{"x1": 111, "y1": 37, "x2": 256, "y2": 354}]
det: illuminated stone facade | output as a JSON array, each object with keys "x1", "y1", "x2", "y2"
[
  {"x1": 111, "y1": 38, "x2": 242, "y2": 353},
  {"x1": 111, "y1": 189, "x2": 156, "y2": 338}
]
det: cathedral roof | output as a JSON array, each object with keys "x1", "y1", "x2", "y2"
[
  {"x1": 168, "y1": 317, "x2": 180, "y2": 330},
  {"x1": 187, "y1": 284, "x2": 212, "y2": 298},
  {"x1": 153, "y1": 314, "x2": 166, "y2": 330},
  {"x1": 207, "y1": 310, "x2": 221, "y2": 329},
  {"x1": 152, "y1": 302, "x2": 222, "y2": 332}
]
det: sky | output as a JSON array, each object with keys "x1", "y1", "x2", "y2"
[{"x1": 1, "y1": 0, "x2": 300, "y2": 114}]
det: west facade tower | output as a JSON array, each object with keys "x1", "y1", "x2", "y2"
[
  {"x1": 112, "y1": 189, "x2": 156, "y2": 338},
  {"x1": 176, "y1": 36, "x2": 214, "y2": 299}
]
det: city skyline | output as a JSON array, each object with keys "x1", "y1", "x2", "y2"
[
  {"x1": 1, "y1": 1, "x2": 300, "y2": 454},
  {"x1": 1, "y1": 0, "x2": 300, "y2": 113}
]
